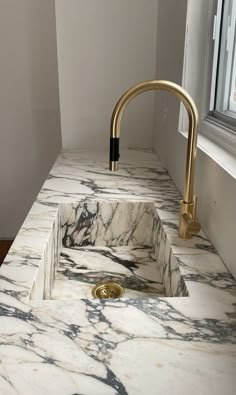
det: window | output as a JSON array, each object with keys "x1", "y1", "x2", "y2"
[
  {"x1": 180, "y1": 0, "x2": 236, "y2": 160},
  {"x1": 210, "y1": 0, "x2": 236, "y2": 129}
]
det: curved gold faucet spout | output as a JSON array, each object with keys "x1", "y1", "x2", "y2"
[{"x1": 109, "y1": 80, "x2": 201, "y2": 240}]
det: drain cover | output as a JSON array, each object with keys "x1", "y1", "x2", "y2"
[{"x1": 92, "y1": 282, "x2": 124, "y2": 299}]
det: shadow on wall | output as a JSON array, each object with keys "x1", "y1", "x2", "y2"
[{"x1": 0, "y1": 240, "x2": 13, "y2": 265}]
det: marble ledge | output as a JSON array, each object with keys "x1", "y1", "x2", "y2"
[{"x1": 0, "y1": 148, "x2": 236, "y2": 395}]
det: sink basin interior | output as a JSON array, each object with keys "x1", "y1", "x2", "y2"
[
  {"x1": 30, "y1": 201, "x2": 189, "y2": 300},
  {"x1": 52, "y1": 245, "x2": 165, "y2": 299}
]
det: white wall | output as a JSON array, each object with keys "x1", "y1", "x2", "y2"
[
  {"x1": 55, "y1": 0, "x2": 158, "y2": 149},
  {"x1": 0, "y1": 0, "x2": 62, "y2": 238},
  {"x1": 153, "y1": 0, "x2": 236, "y2": 278}
]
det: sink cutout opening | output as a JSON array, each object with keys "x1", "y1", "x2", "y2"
[
  {"x1": 53, "y1": 201, "x2": 169, "y2": 300},
  {"x1": 30, "y1": 201, "x2": 189, "y2": 300}
]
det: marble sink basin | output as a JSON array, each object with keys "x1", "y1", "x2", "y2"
[{"x1": 30, "y1": 201, "x2": 189, "y2": 300}]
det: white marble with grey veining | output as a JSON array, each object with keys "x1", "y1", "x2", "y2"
[
  {"x1": 0, "y1": 149, "x2": 236, "y2": 395},
  {"x1": 52, "y1": 245, "x2": 165, "y2": 300}
]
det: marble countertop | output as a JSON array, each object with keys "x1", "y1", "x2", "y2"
[{"x1": 1, "y1": 149, "x2": 236, "y2": 395}]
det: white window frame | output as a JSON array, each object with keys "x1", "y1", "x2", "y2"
[
  {"x1": 179, "y1": 0, "x2": 236, "y2": 164},
  {"x1": 212, "y1": 0, "x2": 236, "y2": 123}
]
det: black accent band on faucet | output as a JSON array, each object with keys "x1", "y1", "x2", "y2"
[{"x1": 110, "y1": 137, "x2": 120, "y2": 161}]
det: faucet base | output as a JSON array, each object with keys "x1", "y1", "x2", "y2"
[
  {"x1": 179, "y1": 199, "x2": 201, "y2": 239},
  {"x1": 109, "y1": 161, "x2": 119, "y2": 171}
]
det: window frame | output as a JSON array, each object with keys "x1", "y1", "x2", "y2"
[
  {"x1": 179, "y1": 0, "x2": 236, "y2": 158},
  {"x1": 211, "y1": 0, "x2": 236, "y2": 126}
]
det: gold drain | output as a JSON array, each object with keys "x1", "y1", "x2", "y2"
[{"x1": 92, "y1": 282, "x2": 124, "y2": 299}]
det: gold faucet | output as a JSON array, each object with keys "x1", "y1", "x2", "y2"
[{"x1": 109, "y1": 80, "x2": 201, "y2": 239}]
